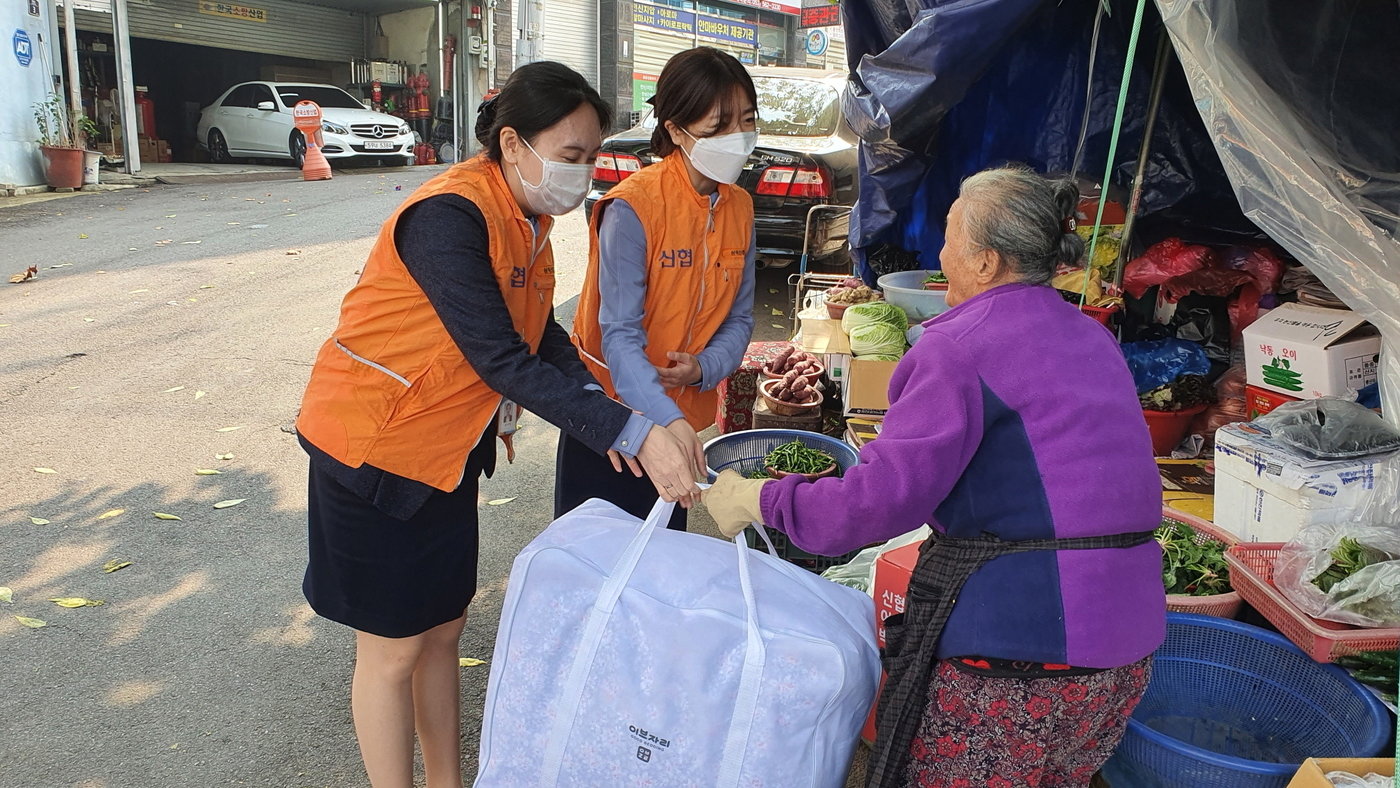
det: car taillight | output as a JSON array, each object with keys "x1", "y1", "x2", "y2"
[
  {"x1": 593, "y1": 153, "x2": 642, "y2": 183},
  {"x1": 755, "y1": 165, "x2": 831, "y2": 199}
]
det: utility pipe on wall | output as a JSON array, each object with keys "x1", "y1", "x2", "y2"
[
  {"x1": 61, "y1": 0, "x2": 81, "y2": 138},
  {"x1": 111, "y1": 0, "x2": 140, "y2": 172}
]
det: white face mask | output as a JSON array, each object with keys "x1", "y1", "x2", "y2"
[
  {"x1": 514, "y1": 137, "x2": 594, "y2": 216},
  {"x1": 681, "y1": 129, "x2": 758, "y2": 185}
]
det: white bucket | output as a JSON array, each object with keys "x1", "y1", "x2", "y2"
[{"x1": 82, "y1": 150, "x2": 101, "y2": 186}]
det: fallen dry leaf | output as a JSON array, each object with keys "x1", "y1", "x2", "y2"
[
  {"x1": 769, "y1": 288, "x2": 780, "y2": 294},
  {"x1": 213, "y1": 499, "x2": 246, "y2": 509},
  {"x1": 770, "y1": 323, "x2": 785, "y2": 329},
  {"x1": 194, "y1": 469, "x2": 221, "y2": 476},
  {"x1": 486, "y1": 498, "x2": 516, "y2": 506},
  {"x1": 163, "y1": 386, "x2": 186, "y2": 393},
  {"x1": 33, "y1": 467, "x2": 57, "y2": 474},
  {"x1": 181, "y1": 241, "x2": 202, "y2": 245},
  {"x1": 285, "y1": 249, "x2": 302, "y2": 256},
  {"x1": 771, "y1": 308, "x2": 784, "y2": 316},
  {"x1": 29, "y1": 517, "x2": 50, "y2": 525},
  {"x1": 128, "y1": 289, "x2": 149, "y2": 294},
  {"x1": 14, "y1": 615, "x2": 46, "y2": 628},
  {"x1": 49, "y1": 263, "x2": 73, "y2": 269},
  {"x1": 50, "y1": 597, "x2": 104, "y2": 608},
  {"x1": 216, "y1": 453, "x2": 235, "y2": 461},
  {"x1": 215, "y1": 426, "x2": 244, "y2": 433},
  {"x1": 0, "y1": 587, "x2": 11, "y2": 604},
  {"x1": 78, "y1": 233, "x2": 89, "y2": 239},
  {"x1": 9, "y1": 266, "x2": 38, "y2": 284},
  {"x1": 194, "y1": 391, "x2": 206, "y2": 400},
  {"x1": 459, "y1": 658, "x2": 487, "y2": 667},
  {"x1": 96, "y1": 509, "x2": 125, "y2": 520},
  {"x1": 152, "y1": 512, "x2": 182, "y2": 521},
  {"x1": 199, "y1": 284, "x2": 216, "y2": 290},
  {"x1": 83, "y1": 318, "x2": 95, "y2": 322},
  {"x1": 102, "y1": 560, "x2": 133, "y2": 574}
]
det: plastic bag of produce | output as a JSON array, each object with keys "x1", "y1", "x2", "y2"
[
  {"x1": 475, "y1": 498, "x2": 880, "y2": 787},
  {"x1": 1122, "y1": 338, "x2": 1212, "y2": 394},
  {"x1": 1325, "y1": 771, "x2": 1392, "y2": 788},
  {"x1": 1191, "y1": 365, "x2": 1249, "y2": 444},
  {"x1": 841, "y1": 301, "x2": 909, "y2": 334},
  {"x1": 1123, "y1": 238, "x2": 1219, "y2": 299},
  {"x1": 849, "y1": 323, "x2": 908, "y2": 358},
  {"x1": 1274, "y1": 523, "x2": 1400, "y2": 627},
  {"x1": 1222, "y1": 244, "x2": 1286, "y2": 294},
  {"x1": 1253, "y1": 399, "x2": 1400, "y2": 460},
  {"x1": 819, "y1": 526, "x2": 930, "y2": 594}
]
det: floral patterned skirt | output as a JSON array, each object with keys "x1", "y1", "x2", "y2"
[{"x1": 904, "y1": 657, "x2": 1152, "y2": 788}]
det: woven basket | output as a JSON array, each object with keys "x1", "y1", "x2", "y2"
[{"x1": 1160, "y1": 510, "x2": 1243, "y2": 619}]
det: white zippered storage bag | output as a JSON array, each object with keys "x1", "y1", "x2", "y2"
[{"x1": 474, "y1": 497, "x2": 880, "y2": 787}]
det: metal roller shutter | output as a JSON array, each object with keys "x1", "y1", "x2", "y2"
[
  {"x1": 72, "y1": 0, "x2": 364, "y2": 62},
  {"x1": 634, "y1": 26, "x2": 688, "y2": 80},
  {"x1": 539, "y1": 0, "x2": 597, "y2": 85}
]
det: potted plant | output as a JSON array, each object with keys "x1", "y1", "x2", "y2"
[{"x1": 33, "y1": 94, "x2": 92, "y2": 190}]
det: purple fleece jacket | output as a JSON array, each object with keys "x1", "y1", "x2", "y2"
[{"x1": 760, "y1": 283, "x2": 1165, "y2": 668}]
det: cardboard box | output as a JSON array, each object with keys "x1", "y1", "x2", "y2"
[
  {"x1": 370, "y1": 60, "x2": 391, "y2": 83},
  {"x1": 1286, "y1": 758, "x2": 1393, "y2": 787},
  {"x1": 843, "y1": 358, "x2": 898, "y2": 418},
  {"x1": 1243, "y1": 303, "x2": 1381, "y2": 398},
  {"x1": 1245, "y1": 384, "x2": 1302, "y2": 420},
  {"x1": 137, "y1": 137, "x2": 159, "y2": 164},
  {"x1": 1213, "y1": 423, "x2": 1396, "y2": 543},
  {"x1": 862, "y1": 541, "x2": 921, "y2": 743},
  {"x1": 797, "y1": 314, "x2": 851, "y2": 355}
]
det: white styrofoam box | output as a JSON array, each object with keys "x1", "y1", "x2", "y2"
[{"x1": 1213, "y1": 423, "x2": 1397, "y2": 543}]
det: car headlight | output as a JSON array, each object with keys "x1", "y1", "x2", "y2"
[
  {"x1": 322, "y1": 121, "x2": 350, "y2": 135},
  {"x1": 399, "y1": 123, "x2": 412, "y2": 136}
]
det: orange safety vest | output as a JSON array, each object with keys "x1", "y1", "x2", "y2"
[
  {"x1": 573, "y1": 153, "x2": 753, "y2": 430},
  {"x1": 296, "y1": 156, "x2": 555, "y2": 492}
]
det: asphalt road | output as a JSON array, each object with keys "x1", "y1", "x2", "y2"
[{"x1": 0, "y1": 166, "x2": 802, "y2": 788}]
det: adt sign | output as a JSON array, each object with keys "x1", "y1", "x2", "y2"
[{"x1": 13, "y1": 29, "x2": 33, "y2": 68}]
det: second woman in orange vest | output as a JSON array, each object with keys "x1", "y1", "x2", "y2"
[
  {"x1": 295, "y1": 63, "x2": 700, "y2": 788},
  {"x1": 563, "y1": 47, "x2": 759, "y2": 530}
]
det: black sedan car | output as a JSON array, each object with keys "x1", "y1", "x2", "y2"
[{"x1": 587, "y1": 67, "x2": 857, "y2": 268}]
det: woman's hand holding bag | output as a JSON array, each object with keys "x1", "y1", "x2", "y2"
[{"x1": 636, "y1": 424, "x2": 704, "y2": 506}]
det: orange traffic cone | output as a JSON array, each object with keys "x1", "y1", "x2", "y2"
[{"x1": 302, "y1": 132, "x2": 332, "y2": 181}]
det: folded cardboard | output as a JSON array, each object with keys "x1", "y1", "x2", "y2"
[
  {"x1": 1243, "y1": 303, "x2": 1381, "y2": 398},
  {"x1": 1286, "y1": 758, "x2": 1393, "y2": 788},
  {"x1": 797, "y1": 313, "x2": 851, "y2": 355},
  {"x1": 844, "y1": 358, "x2": 898, "y2": 419},
  {"x1": 1213, "y1": 423, "x2": 1396, "y2": 543},
  {"x1": 1245, "y1": 384, "x2": 1301, "y2": 420}
]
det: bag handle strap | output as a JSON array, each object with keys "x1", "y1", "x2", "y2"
[
  {"x1": 538, "y1": 497, "x2": 679, "y2": 783},
  {"x1": 715, "y1": 530, "x2": 769, "y2": 786}
]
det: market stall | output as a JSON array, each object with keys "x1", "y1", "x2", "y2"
[{"x1": 704, "y1": 0, "x2": 1400, "y2": 784}]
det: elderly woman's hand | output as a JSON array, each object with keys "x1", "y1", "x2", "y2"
[{"x1": 703, "y1": 470, "x2": 771, "y2": 538}]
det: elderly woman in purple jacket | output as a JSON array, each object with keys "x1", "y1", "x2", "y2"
[{"x1": 705, "y1": 166, "x2": 1164, "y2": 788}]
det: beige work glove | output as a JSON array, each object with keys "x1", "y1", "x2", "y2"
[{"x1": 703, "y1": 470, "x2": 771, "y2": 539}]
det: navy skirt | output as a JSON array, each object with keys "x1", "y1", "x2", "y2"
[{"x1": 303, "y1": 439, "x2": 493, "y2": 638}]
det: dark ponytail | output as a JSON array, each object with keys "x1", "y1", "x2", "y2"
[
  {"x1": 476, "y1": 62, "x2": 611, "y2": 161},
  {"x1": 1051, "y1": 179, "x2": 1086, "y2": 266}
]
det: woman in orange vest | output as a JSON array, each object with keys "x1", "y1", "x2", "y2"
[
  {"x1": 295, "y1": 63, "x2": 700, "y2": 788},
  {"x1": 562, "y1": 47, "x2": 758, "y2": 530}
]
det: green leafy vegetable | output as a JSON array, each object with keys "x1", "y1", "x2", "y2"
[
  {"x1": 849, "y1": 323, "x2": 908, "y2": 359},
  {"x1": 923, "y1": 272, "x2": 948, "y2": 284},
  {"x1": 1155, "y1": 519, "x2": 1231, "y2": 596},
  {"x1": 763, "y1": 440, "x2": 836, "y2": 476},
  {"x1": 841, "y1": 301, "x2": 909, "y2": 334},
  {"x1": 1312, "y1": 537, "x2": 1391, "y2": 593}
]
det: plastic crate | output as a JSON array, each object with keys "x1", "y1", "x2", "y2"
[
  {"x1": 1224, "y1": 542, "x2": 1400, "y2": 662},
  {"x1": 1159, "y1": 509, "x2": 1243, "y2": 619},
  {"x1": 703, "y1": 429, "x2": 863, "y2": 573},
  {"x1": 1103, "y1": 613, "x2": 1390, "y2": 788}
]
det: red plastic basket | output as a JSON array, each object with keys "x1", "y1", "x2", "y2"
[
  {"x1": 1224, "y1": 542, "x2": 1400, "y2": 662},
  {"x1": 1160, "y1": 508, "x2": 1243, "y2": 619}
]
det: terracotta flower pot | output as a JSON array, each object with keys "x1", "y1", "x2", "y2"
[{"x1": 40, "y1": 146, "x2": 85, "y2": 190}]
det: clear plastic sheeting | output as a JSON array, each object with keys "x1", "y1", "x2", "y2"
[{"x1": 1157, "y1": 0, "x2": 1400, "y2": 424}]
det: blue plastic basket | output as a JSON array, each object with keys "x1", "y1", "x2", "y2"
[
  {"x1": 1102, "y1": 613, "x2": 1390, "y2": 788},
  {"x1": 702, "y1": 429, "x2": 863, "y2": 572}
]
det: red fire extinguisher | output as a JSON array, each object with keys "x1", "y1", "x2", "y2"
[
  {"x1": 443, "y1": 35, "x2": 457, "y2": 93},
  {"x1": 135, "y1": 87, "x2": 157, "y2": 139}
]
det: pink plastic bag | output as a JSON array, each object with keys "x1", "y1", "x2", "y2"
[{"x1": 1124, "y1": 238, "x2": 1220, "y2": 299}]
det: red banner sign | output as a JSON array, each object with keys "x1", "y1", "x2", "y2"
[{"x1": 800, "y1": 3, "x2": 840, "y2": 28}]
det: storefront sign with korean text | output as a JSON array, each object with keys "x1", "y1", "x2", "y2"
[
  {"x1": 800, "y1": 4, "x2": 840, "y2": 28},
  {"x1": 199, "y1": 2, "x2": 267, "y2": 22},
  {"x1": 634, "y1": 3, "x2": 759, "y2": 47}
]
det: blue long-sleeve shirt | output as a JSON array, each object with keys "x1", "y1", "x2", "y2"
[{"x1": 597, "y1": 197, "x2": 757, "y2": 426}]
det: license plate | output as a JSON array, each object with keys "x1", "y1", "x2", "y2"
[{"x1": 363, "y1": 140, "x2": 394, "y2": 151}]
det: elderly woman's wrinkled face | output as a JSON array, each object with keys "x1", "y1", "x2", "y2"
[{"x1": 939, "y1": 199, "x2": 977, "y2": 308}]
